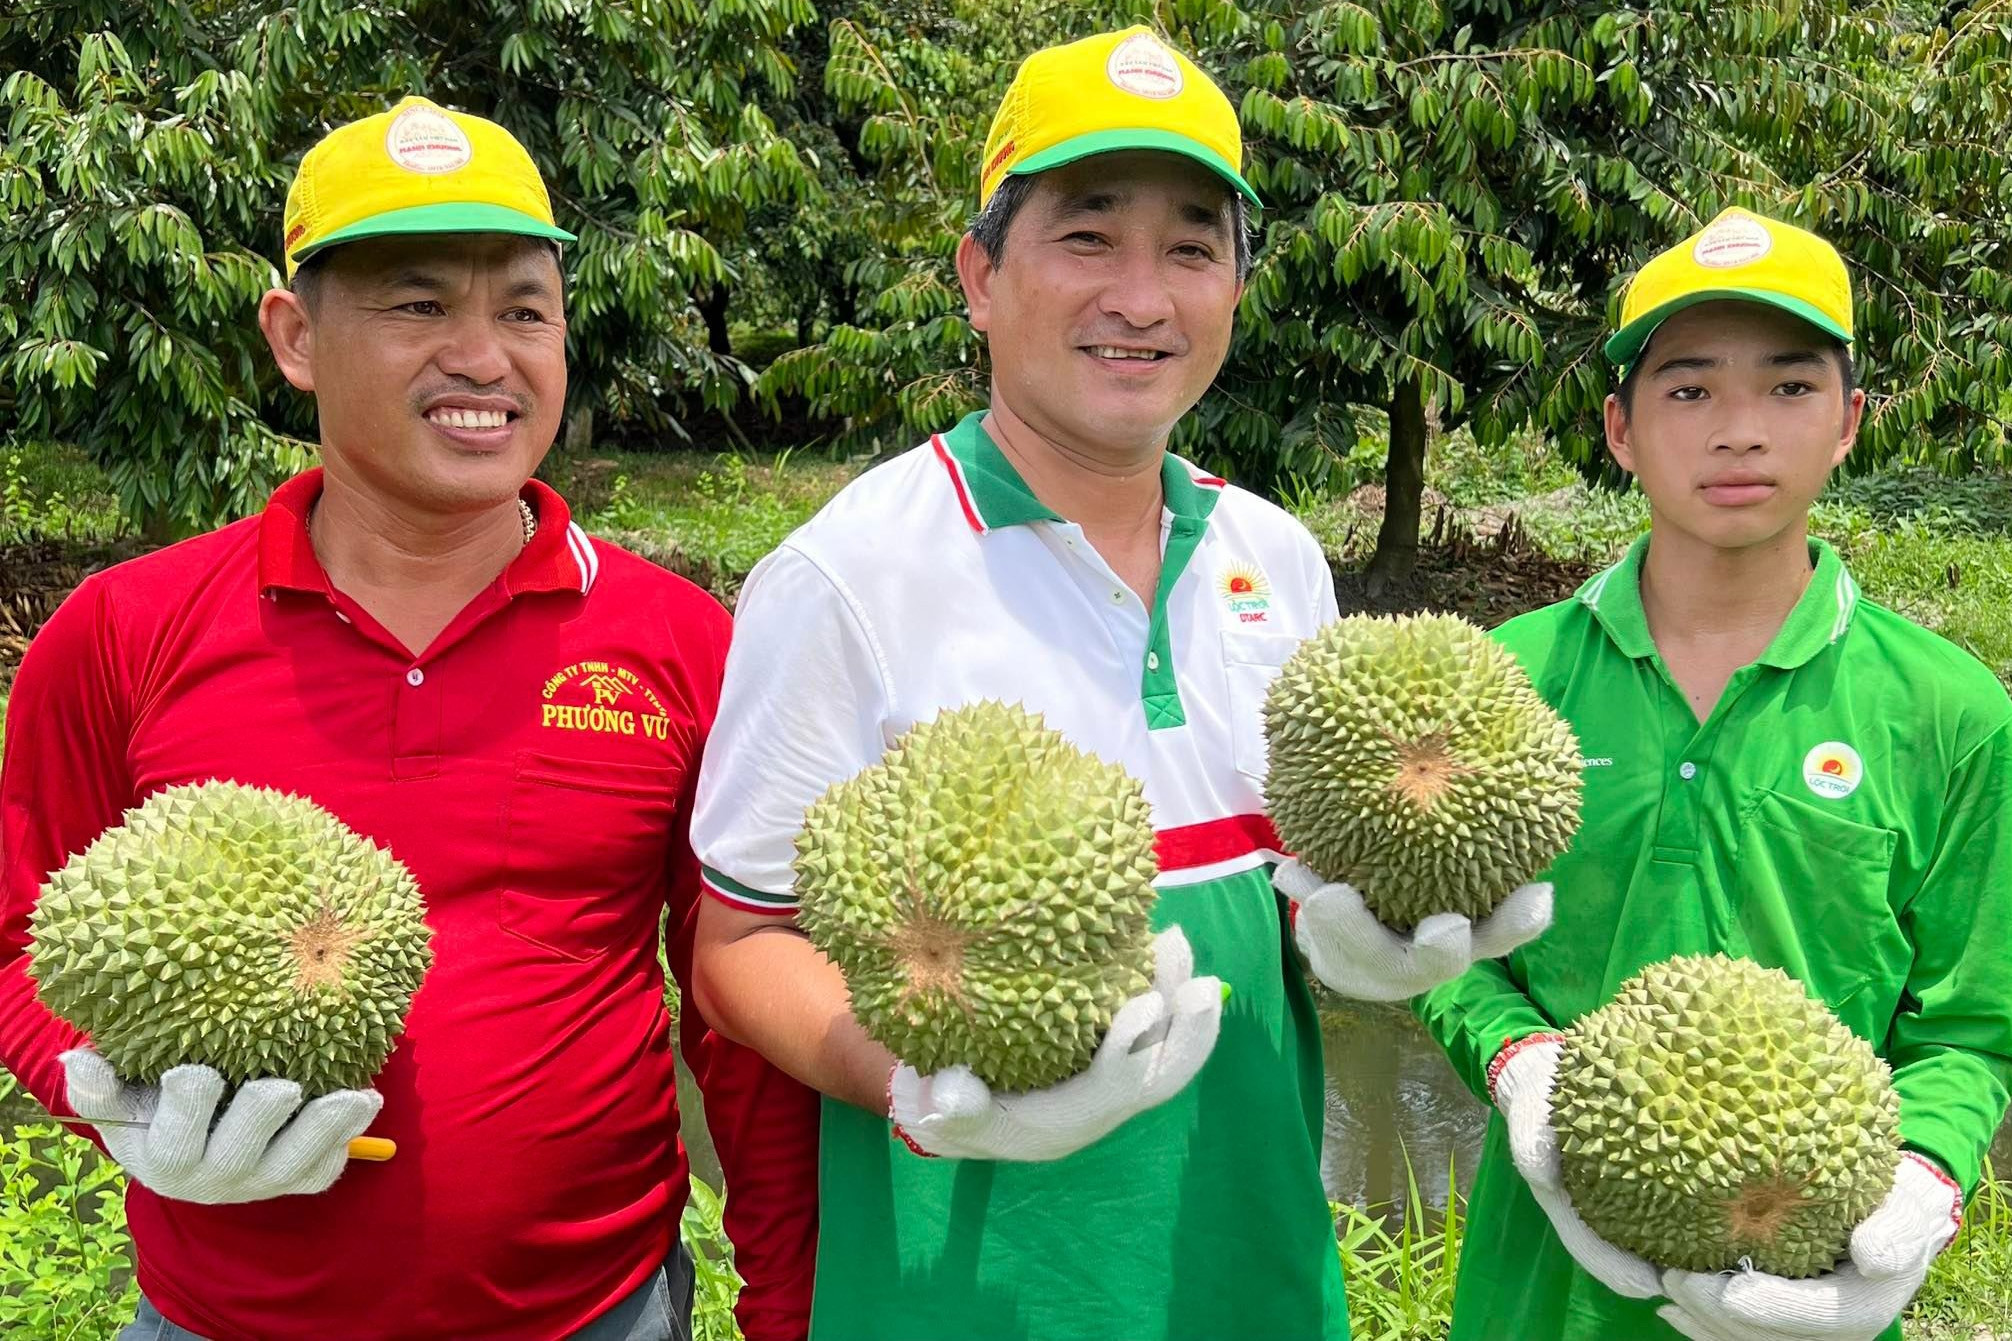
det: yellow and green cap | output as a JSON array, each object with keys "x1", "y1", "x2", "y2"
[
  {"x1": 281, "y1": 95, "x2": 575, "y2": 280},
  {"x1": 978, "y1": 25, "x2": 1260, "y2": 212},
  {"x1": 1605, "y1": 206, "x2": 1853, "y2": 368}
]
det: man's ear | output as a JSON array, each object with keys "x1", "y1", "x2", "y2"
[
  {"x1": 259, "y1": 289, "x2": 316, "y2": 393},
  {"x1": 955, "y1": 232, "x2": 996, "y2": 335},
  {"x1": 1604, "y1": 392, "x2": 1637, "y2": 475},
  {"x1": 1831, "y1": 386, "x2": 1868, "y2": 471}
]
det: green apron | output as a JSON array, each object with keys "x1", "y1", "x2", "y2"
[{"x1": 809, "y1": 867, "x2": 1350, "y2": 1340}]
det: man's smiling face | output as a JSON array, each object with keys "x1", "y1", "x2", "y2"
[
  {"x1": 1606, "y1": 301, "x2": 1866, "y2": 553},
  {"x1": 959, "y1": 150, "x2": 1242, "y2": 458},
  {"x1": 283, "y1": 232, "x2": 568, "y2": 516}
]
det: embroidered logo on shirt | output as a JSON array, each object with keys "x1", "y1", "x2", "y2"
[
  {"x1": 1218, "y1": 562, "x2": 1272, "y2": 624},
  {"x1": 1802, "y1": 741, "x2": 1863, "y2": 799},
  {"x1": 541, "y1": 661, "x2": 672, "y2": 740}
]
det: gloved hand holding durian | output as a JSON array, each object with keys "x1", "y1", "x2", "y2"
[
  {"x1": 1261, "y1": 614, "x2": 1581, "y2": 1000},
  {"x1": 28, "y1": 781, "x2": 432, "y2": 1204},
  {"x1": 1495, "y1": 954, "x2": 1959, "y2": 1340},
  {"x1": 795, "y1": 701, "x2": 1222, "y2": 1163}
]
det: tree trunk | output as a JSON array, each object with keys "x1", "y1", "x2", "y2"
[
  {"x1": 140, "y1": 509, "x2": 180, "y2": 548},
  {"x1": 1366, "y1": 376, "x2": 1428, "y2": 595},
  {"x1": 563, "y1": 401, "x2": 595, "y2": 455},
  {"x1": 698, "y1": 283, "x2": 732, "y2": 356}
]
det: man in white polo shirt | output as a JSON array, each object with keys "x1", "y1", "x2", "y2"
[{"x1": 689, "y1": 26, "x2": 1551, "y2": 1340}]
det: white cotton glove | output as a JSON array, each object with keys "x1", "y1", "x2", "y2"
[
  {"x1": 1274, "y1": 858, "x2": 1553, "y2": 1002},
  {"x1": 1657, "y1": 1153, "x2": 1964, "y2": 1341},
  {"x1": 887, "y1": 926, "x2": 1223, "y2": 1162},
  {"x1": 61, "y1": 1047, "x2": 382, "y2": 1205},
  {"x1": 1491, "y1": 1036, "x2": 1663, "y2": 1300}
]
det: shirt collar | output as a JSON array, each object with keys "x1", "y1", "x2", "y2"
[
  {"x1": 257, "y1": 468, "x2": 597, "y2": 598},
  {"x1": 932, "y1": 410, "x2": 1225, "y2": 533},
  {"x1": 1576, "y1": 533, "x2": 1860, "y2": 670}
]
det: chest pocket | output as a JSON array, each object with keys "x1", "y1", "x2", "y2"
[
  {"x1": 1729, "y1": 787, "x2": 1906, "y2": 1026},
  {"x1": 500, "y1": 750, "x2": 682, "y2": 961},
  {"x1": 1222, "y1": 631, "x2": 1304, "y2": 783}
]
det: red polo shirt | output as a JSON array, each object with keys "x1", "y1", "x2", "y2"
[{"x1": 0, "y1": 470, "x2": 819, "y2": 1341}]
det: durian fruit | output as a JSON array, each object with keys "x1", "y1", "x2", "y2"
[
  {"x1": 28, "y1": 780, "x2": 433, "y2": 1096},
  {"x1": 795, "y1": 700, "x2": 1158, "y2": 1092},
  {"x1": 1553, "y1": 954, "x2": 1902, "y2": 1277},
  {"x1": 1261, "y1": 613, "x2": 1581, "y2": 930}
]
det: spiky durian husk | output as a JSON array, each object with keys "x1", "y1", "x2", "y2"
[
  {"x1": 1555, "y1": 954, "x2": 1902, "y2": 1277},
  {"x1": 28, "y1": 780, "x2": 433, "y2": 1096},
  {"x1": 1261, "y1": 612, "x2": 1582, "y2": 930},
  {"x1": 794, "y1": 700, "x2": 1158, "y2": 1092}
]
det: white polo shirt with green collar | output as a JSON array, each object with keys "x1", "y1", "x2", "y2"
[{"x1": 691, "y1": 410, "x2": 1350, "y2": 1340}]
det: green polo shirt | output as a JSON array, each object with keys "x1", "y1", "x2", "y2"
[{"x1": 1417, "y1": 534, "x2": 2012, "y2": 1341}]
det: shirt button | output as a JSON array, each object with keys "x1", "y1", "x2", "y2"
[
  {"x1": 1110, "y1": 590, "x2": 1125, "y2": 604},
  {"x1": 406, "y1": 667, "x2": 425, "y2": 687},
  {"x1": 1679, "y1": 761, "x2": 1697, "y2": 780},
  {"x1": 1147, "y1": 652, "x2": 1161, "y2": 671}
]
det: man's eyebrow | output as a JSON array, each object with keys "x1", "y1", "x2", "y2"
[
  {"x1": 1650, "y1": 355, "x2": 1721, "y2": 376},
  {"x1": 1178, "y1": 200, "x2": 1230, "y2": 234},
  {"x1": 502, "y1": 275, "x2": 558, "y2": 302},
  {"x1": 373, "y1": 269, "x2": 450, "y2": 293},
  {"x1": 1046, "y1": 190, "x2": 1123, "y2": 222},
  {"x1": 1767, "y1": 349, "x2": 1829, "y2": 369}
]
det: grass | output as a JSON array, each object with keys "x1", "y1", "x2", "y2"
[
  {"x1": 1911, "y1": 1166, "x2": 2012, "y2": 1339},
  {"x1": 0, "y1": 443, "x2": 125, "y2": 546},
  {"x1": 535, "y1": 445, "x2": 853, "y2": 602},
  {"x1": 1335, "y1": 1157, "x2": 1464, "y2": 1341}
]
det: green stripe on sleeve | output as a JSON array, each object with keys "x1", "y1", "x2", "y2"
[{"x1": 701, "y1": 864, "x2": 798, "y2": 907}]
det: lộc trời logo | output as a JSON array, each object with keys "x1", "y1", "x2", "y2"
[
  {"x1": 1802, "y1": 741, "x2": 1863, "y2": 799},
  {"x1": 1218, "y1": 562, "x2": 1271, "y2": 624},
  {"x1": 541, "y1": 661, "x2": 672, "y2": 740}
]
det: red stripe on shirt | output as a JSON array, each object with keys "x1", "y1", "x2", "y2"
[
  {"x1": 931, "y1": 435, "x2": 986, "y2": 533},
  {"x1": 1155, "y1": 813, "x2": 1284, "y2": 872}
]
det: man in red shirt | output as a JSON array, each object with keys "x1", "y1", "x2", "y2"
[{"x1": 0, "y1": 95, "x2": 816, "y2": 1341}]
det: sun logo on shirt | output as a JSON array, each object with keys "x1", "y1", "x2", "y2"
[
  {"x1": 1218, "y1": 562, "x2": 1272, "y2": 623},
  {"x1": 1802, "y1": 741, "x2": 1863, "y2": 800}
]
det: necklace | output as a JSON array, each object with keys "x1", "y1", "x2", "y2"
[{"x1": 308, "y1": 498, "x2": 538, "y2": 546}]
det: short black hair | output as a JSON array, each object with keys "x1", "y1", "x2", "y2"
[
  {"x1": 290, "y1": 250, "x2": 333, "y2": 311},
  {"x1": 969, "y1": 172, "x2": 1255, "y2": 282},
  {"x1": 1617, "y1": 336, "x2": 1855, "y2": 416},
  {"x1": 288, "y1": 238, "x2": 564, "y2": 313}
]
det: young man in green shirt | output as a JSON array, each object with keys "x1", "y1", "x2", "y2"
[{"x1": 1419, "y1": 208, "x2": 2012, "y2": 1341}]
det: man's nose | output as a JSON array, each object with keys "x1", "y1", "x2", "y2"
[{"x1": 434, "y1": 313, "x2": 512, "y2": 386}]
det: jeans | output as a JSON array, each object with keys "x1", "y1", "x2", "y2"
[{"x1": 115, "y1": 1241, "x2": 697, "y2": 1341}]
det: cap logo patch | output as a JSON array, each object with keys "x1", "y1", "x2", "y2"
[
  {"x1": 385, "y1": 104, "x2": 473, "y2": 175},
  {"x1": 1802, "y1": 741, "x2": 1863, "y2": 799},
  {"x1": 1107, "y1": 34, "x2": 1183, "y2": 100},
  {"x1": 1692, "y1": 214, "x2": 1774, "y2": 269}
]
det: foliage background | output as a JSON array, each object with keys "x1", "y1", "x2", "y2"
[{"x1": 3, "y1": 0, "x2": 2012, "y2": 1337}]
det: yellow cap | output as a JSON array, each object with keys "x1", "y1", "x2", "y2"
[
  {"x1": 281, "y1": 96, "x2": 575, "y2": 280},
  {"x1": 1605, "y1": 207, "x2": 1853, "y2": 367},
  {"x1": 978, "y1": 26, "x2": 1259, "y2": 211}
]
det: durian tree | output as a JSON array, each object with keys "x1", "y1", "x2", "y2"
[
  {"x1": 1215, "y1": 0, "x2": 2012, "y2": 586},
  {"x1": 761, "y1": 0, "x2": 2012, "y2": 588},
  {"x1": 0, "y1": 0, "x2": 818, "y2": 536},
  {"x1": 757, "y1": 0, "x2": 1116, "y2": 443}
]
